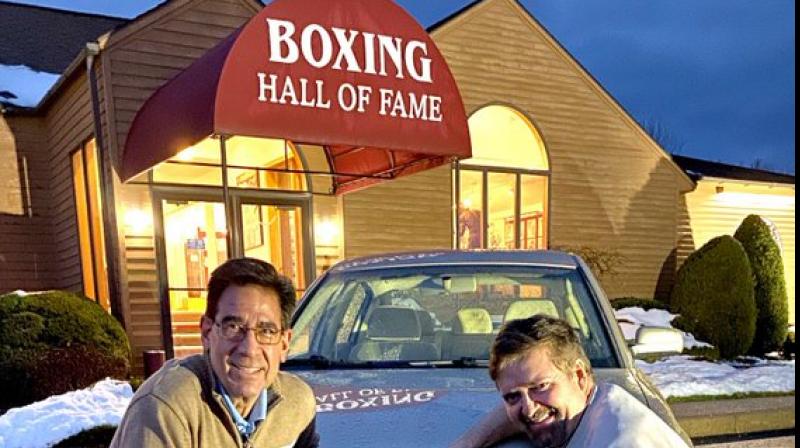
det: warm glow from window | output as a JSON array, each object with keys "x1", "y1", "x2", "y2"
[
  {"x1": 465, "y1": 105, "x2": 548, "y2": 170},
  {"x1": 715, "y1": 192, "x2": 795, "y2": 209}
]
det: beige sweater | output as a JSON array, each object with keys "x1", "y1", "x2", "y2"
[{"x1": 110, "y1": 355, "x2": 318, "y2": 448}]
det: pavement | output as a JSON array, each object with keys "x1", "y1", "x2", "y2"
[{"x1": 671, "y1": 395, "x2": 795, "y2": 440}]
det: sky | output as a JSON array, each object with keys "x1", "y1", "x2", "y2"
[{"x1": 6, "y1": 0, "x2": 796, "y2": 174}]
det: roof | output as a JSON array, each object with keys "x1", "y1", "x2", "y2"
[
  {"x1": 0, "y1": 2, "x2": 128, "y2": 74},
  {"x1": 329, "y1": 250, "x2": 579, "y2": 273},
  {"x1": 672, "y1": 154, "x2": 795, "y2": 185}
]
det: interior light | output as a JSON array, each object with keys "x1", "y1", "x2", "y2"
[
  {"x1": 124, "y1": 208, "x2": 153, "y2": 234},
  {"x1": 175, "y1": 145, "x2": 197, "y2": 161},
  {"x1": 315, "y1": 219, "x2": 340, "y2": 246},
  {"x1": 462, "y1": 198, "x2": 473, "y2": 208}
]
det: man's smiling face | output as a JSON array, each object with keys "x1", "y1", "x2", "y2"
[
  {"x1": 495, "y1": 347, "x2": 591, "y2": 448},
  {"x1": 201, "y1": 283, "x2": 290, "y2": 409}
]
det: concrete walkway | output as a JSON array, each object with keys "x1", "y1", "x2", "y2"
[{"x1": 671, "y1": 395, "x2": 795, "y2": 439}]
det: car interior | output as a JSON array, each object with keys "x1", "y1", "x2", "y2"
[{"x1": 289, "y1": 267, "x2": 615, "y2": 368}]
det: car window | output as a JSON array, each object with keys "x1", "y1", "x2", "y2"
[{"x1": 289, "y1": 265, "x2": 617, "y2": 368}]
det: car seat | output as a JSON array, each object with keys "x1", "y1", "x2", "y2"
[
  {"x1": 503, "y1": 299, "x2": 560, "y2": 323},
  {"x1": 350, "y1": 306, "x2": 438, "y2": 362},
  {"x1": 443, "y1": 307, "x2": 494, "y2": 360}
]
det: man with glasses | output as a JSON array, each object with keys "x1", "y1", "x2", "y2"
[{"x1": 111, "y1": 258, "x2": 319, "y2": 447}]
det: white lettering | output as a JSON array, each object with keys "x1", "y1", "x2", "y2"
[
  {"x1": 332, "y1": 27, "x2": 361, "y2": 72},
  {"x1": 378, "y1": 35, "x2": 404, "y2": 79},
  {"x1": 257, "y1": 73, "x2": 278, "y2": 103},
  {"x1": 279, "y1": 77, "x2": 299, "y2": 105},
  {"x1": 405, "y1": 41, "x2": 432, "y2": 83},
  {"x1": 266, "y1": 18, "x2": 298, "y2": 63},
  {"x1": 362, "y1": 32, "x2": 377, "y2": 75},
  {"x1": 338, "y1": 83, "x2": 357, "y2": 111},
  {"x1": 301, "y1": 24, "x2": 333, "y2": 68}
]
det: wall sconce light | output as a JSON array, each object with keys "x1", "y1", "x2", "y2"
[{"x1": 715, "y1": 185, "x2": 725, "y2": 194}]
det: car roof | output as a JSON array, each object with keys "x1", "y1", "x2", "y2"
[{"x1": 329, "y1": 250, "x2": 579, "y2": 273}]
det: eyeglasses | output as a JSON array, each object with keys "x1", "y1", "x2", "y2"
[{"x1": 214, "y1": 320, "x2": 284, "y2": 345}]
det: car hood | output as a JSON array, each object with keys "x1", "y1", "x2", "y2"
[{"x1": 289, "y1": 367, "x2": 643, "y2": 447}]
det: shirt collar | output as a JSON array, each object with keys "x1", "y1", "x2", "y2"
[{"x1": 215, "y1": 377, "x2": 269, "y2": 440}]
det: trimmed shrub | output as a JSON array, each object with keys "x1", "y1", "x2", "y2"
[
  {"x1": 611, "y1": 297, "x2": 670, "y2": 311},
  {"x1": 0, "y1": 291, "x2": 131, "y2": 408},
  {"x1": 670, "y1": 235, "x2": 757, "y2": 359},
  {"x1": 734, "y1": 215, "x2": 789, "y2": 355}
]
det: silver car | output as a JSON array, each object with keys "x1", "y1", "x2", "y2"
[{"x1": 285, "y1": 250, "x2": 691, "y2": 447}]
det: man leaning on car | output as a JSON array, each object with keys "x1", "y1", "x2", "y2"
[
  {"x1": 111, "y1": 258, "x2": 319, "y2": 448},
  {"x1": 451, "y1": 315, "x2": 689, "y2": 448}
]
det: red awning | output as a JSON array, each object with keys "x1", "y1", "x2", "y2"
[{"x1": 121, "y1": 0, "x2": 470, "y2": 194}]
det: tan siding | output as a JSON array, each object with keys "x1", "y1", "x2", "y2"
[
  {"x1": 685, "y1": 181, "x2": 795, "y2": 324},
  {"x1": 103, "y1": 0, "x2": 259, "y2": 371},
  {"x1": 430, "y1": 0, "x2": 684, "y2": 299},
  {"x1": 343, "y1": 166, "x2": 452, "y2": 258}
]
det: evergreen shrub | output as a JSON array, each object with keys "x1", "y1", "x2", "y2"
[
  {"x1": 734, "y1": 214, "x2": 790, "y2": 355},
  {"x1": 0, "y1": 291, "x2": 130, "y2": 408},
  {"x1": 670, "y1": 235, "x2": 757, "y2": 359}
]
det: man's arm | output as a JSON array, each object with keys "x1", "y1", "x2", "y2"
[
  {"x1": 449, "y1": 403, "x2": 521, "y2": 448},
  {"x1": 110, "y1": 396, "x2": 189, "y2": 448}
]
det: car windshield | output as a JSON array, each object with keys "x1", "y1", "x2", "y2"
[{"x1": 288, "y1": 264, "x2": 617, "y2": 368}]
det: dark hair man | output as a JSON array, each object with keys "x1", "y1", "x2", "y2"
[
  {"x1": 111, "y1": 258, "x2": 319, "y2": 447},
  {"x1": 451, "y1": 315, "x2": 688, "y2": 448}
]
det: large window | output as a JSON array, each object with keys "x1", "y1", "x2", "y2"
[
  {"x1": 71, "y1": 138, "x2": 110, "y2": 310},
  {"x1": 456, "y1": 106, "x2": 549, "y2": 249}
]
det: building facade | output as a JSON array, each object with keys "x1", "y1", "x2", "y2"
[{"x1": 1, "y1": 0, "x2": 794, "y2": 372}]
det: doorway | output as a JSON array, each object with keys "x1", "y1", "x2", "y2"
[{"x1": 154, "y1": 187, "x2": 312, "y2": 358}]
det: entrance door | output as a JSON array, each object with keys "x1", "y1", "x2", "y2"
[
  {"x1": 239, "y1": 202, "x2": 308, "y2": 295},
  {"x1": 155, "y1": 190, "x2": 312, "y2": 358}
]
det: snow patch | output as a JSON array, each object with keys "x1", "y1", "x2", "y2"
[
  {"x1": 614, "y1": 307, "x2": 712, "y2": 350},
  {"x1": 637, "y1": 356, "x2": 795, "y2": 398},
  {"x1": 0, "y1": 379, "x2": 132, "y2": 448}
]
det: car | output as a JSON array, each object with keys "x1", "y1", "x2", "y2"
[{"x1": 284, "y1": 250, "x2": 692, "y2": 447}]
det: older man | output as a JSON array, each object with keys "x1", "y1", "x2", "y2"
[
  {"x1": 452, "y1": 315, "x2": 688, "y2": 448},
  {"x1": 111, "y1": 258, "x2": 318, "y2": 447}
]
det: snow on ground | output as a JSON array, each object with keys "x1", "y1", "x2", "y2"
[
  {"x1": 0, "y1": 379, "x2": 132, "y2": 448},
  {"x1": 637, "y1": 355, "x2": 795, "y2": 398},
  {"x1": 615, "y1": 306, "x2": 712, "y2": 349},
  {"x1": 0, "y1": 65, "x2": 60, "y2": 108}
]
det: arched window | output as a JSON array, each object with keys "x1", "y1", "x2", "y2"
[{"x1": 456, "y1": 105, "x2": 550, "y2": 249}]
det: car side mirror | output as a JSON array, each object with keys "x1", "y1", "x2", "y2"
[{"x1": 631, "y1": 326, "x2": 683, "y2": 356}]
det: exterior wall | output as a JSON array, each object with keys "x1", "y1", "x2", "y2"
[
  {"x1": 683, "y1": 180, "x2": 795, "y2": 324},
  {"x1": 0, "y1": 114, "x2": 56, "y2": 291},
  {"x1": 41, "y1": 71, "x2": 96, "y2": 292},
  {"x1": 343, "y1": 165, "x2": 453, "y2": 258},
  {"x1": 429, "y1": 0, "x2": 692, "y2": 299},
  {"x1": 102, "y1": 0, "x2": 259, "y2": 370}
]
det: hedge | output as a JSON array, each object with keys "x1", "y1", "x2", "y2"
[
  {"x1": 734, "y1": 214, "x2": 789, "y2": 355},
  {"x1": 670, "y1": 235, "x2": 757, "y2": 359}
]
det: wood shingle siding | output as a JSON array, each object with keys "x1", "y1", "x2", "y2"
[{"x1": 427, "y1": 0, "x2": 692, "y2": 299}]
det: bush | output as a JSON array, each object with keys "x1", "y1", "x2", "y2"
[
  {"x1": 734, "y1": 215, "x2": 789, "y2": 355},
  {"x1": 611, "y1": 297, "x2": 670, "y2": 311},
  {"x1": 553, "y1": 245, "x2": 625, "y2": 279},
  {"x1": 0, "y1": 291, "x2": 131, "y2": 408},
  {"x1": 670, "y1": 235, "x2": 757, "y2": 359}
]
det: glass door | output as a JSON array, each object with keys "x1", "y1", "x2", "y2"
[
  {"x1": 239, "y1": 201, "x2": 308, "y2": 295},
  {"x1": 159, "y1": 198, "x2": 228, "y2": 359}
]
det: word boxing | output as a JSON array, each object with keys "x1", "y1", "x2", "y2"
[
  {"x1": 255, "y1": 19, "x2": 444, "y2": 122},
  {"x1": 315, "y1": 388, "x2": 438, "y2": 413}
]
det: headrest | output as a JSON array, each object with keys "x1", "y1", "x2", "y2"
[
  {"x1": 456, "y1": 307, "x2": 493, "y2": 334},
  {"x1": 504, "y1": 299, "x2": 559, "y2": 323},
  {"x1": 366, "y1": 306, "x2": 421, "y2": 341}
]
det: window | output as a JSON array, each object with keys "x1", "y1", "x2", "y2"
[
  {"x1": 71, "y1": 138, "x2": 110, "y2": 310},
  {"x1": 456, "y1": 106, "x2": 549, "y2": 249}
]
